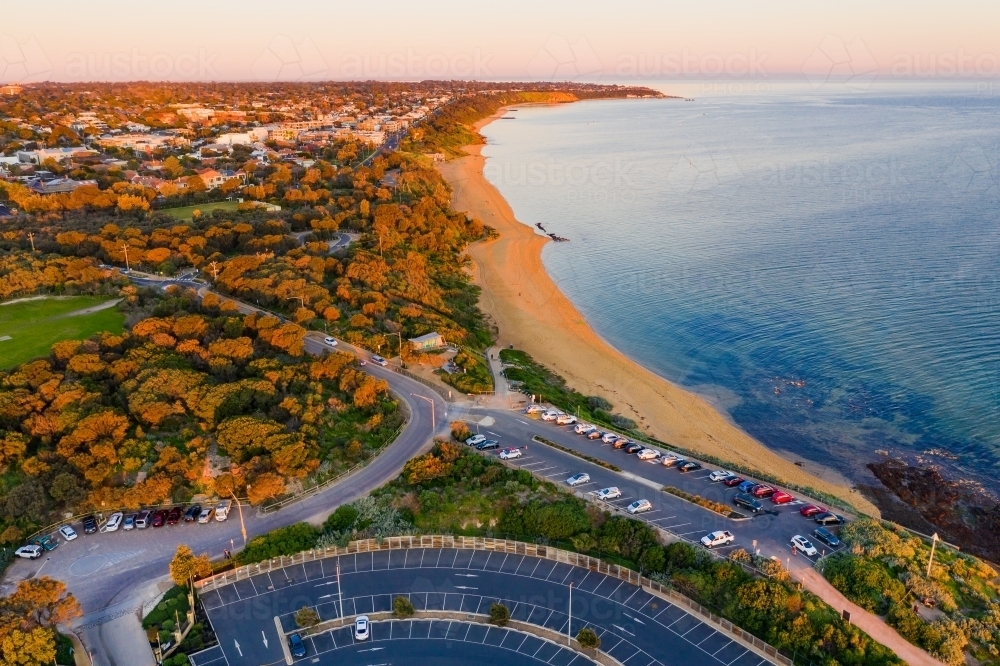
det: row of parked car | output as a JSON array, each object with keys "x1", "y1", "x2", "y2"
[{"x1": 14, "y1": 501, "x2": 233, "y2": 560}]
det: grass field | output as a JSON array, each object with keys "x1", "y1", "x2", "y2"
[
  {"x1": 161, "y1": 200, "x2": 240, "y2": 220},
  {"x1": 0, "y1": 296, "x2": 125, "y2": 370}
]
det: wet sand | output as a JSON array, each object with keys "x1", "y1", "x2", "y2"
[{"x1": 438, "y1": 107, "x2": 879, "y2": 516}]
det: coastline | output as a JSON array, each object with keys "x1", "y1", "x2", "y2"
[{"x1": 438, "y1": 106, "x2": 879, "y2": 517}]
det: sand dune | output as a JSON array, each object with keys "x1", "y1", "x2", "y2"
[{"x1": 438, "y1": 108, "x2": 879, "y2": 517}]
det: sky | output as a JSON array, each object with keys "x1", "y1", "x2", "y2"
[{"x1": 2, "y1": 0, "x2": 999, "y2": 85}]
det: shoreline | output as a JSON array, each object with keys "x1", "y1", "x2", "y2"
[{"x1": 437, "y1": 105, "x2": 879, "y2": 517}]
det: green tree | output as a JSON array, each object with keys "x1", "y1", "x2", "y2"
[
  {"x1": 169, "y1": 545, "x2": 211, "y2": 587},
  {"x1": 295, "y1": 606, "x2": 320, "y2": 628},
  {"x1": 576, "y1": 627, "x2": 600, "y2": 649},
  {"x1": 489, "y1": 602, "x2": 510, "y2": 626},
  {"x1": 393, "y1": 596, "x2": 414, "y2": 618}
]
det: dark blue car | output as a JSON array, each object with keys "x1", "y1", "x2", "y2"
[
  {"x1": 737, "y1": 480, "x2": 757, "y2": 494},
  {"x1": 289, "y1": 633, "x2": 306, "y2": 658}
]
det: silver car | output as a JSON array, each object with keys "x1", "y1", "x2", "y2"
[{"x1": 566, "y1": 473, "x2": 590, "y2": 487}]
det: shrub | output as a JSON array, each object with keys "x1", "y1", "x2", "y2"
[
  {"x1": 295, "y1": 606, "x2": 320, "y2": 628},
  {"x1": 823, "y1": 554, "x2": 905, "y2": 614},
  {"x1": 489, "y1": 602, "x2": 510, "y2": 626},
  {"x1": 393, "y1": 596, "x2": 415, "y2": 618},
  {"x1": 235, "y1": 523, "x2": 320, "y2": 564},
  {"x1": 450, "y1": 421, "x2": 472, "y2": 442},
  {"x1": 576, "y1": 626, "x2": 601, "y2": 649},
  {"x1": 587, "y1": 396, "x2": 613, "y2": 412},
  {"x1": 324, "y1": 505, "x2": 358, "y2": 533},
  {"x1": 610, "y1": 414, "x2": 636, "y2": 430}
]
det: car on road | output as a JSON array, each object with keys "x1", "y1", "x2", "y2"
[
  {"x1": 216, "y1": 500, "x2": 231, "y2": 522},
  {"x1": 370, "y1": 355, "x2": 388, "y2": 367},
  {"x1": 701, "y1": 531, "x2": 736, "y2": 548},
  {"x1": 679, "y1": 461, "x2": 702, "y2": 473},
  {"x1": 289, "y1": 633, "x2": 307, "y2": 658},
  {"x1": 601, "y1": 432, "x2": 620, "y2": 444},
  {"x1": 660, "y1": 454, "x2": 681, "y2": 467},
  {"x1": 357, "y1": 358, "x2": 366, "y2": 366},
  {"x1": 15, "y1": 545, "x2": 42, "y2": 559},
  {"x1": 476, "y1": 440, "x2": 500, "y2": 451},
  {"x1": 737, "y1": 480, "x2": 757, "y2": 493},
  {"x1": 33, "y1": 535, "x2": 58, "y2": 551},
  {"x1": 627, "y1": 499, "x2": 653, "y2": 514},
  {"x1": 198, "y1": 507, "x2": 214, "y2": 524},
  {"x1": 587, "y1": 429, "x2": 603, "y2": 439},
  {"x1": 624, "y1": 442, "x2": 643, "y2": 454},
  {"x1": 525, "y1": 404, "x2": 546, "y2": 414},
  {"x1": 135, "y1": 510, "x2": 152, "y2": 529},
  {"x1": 613, "y1": 438, "x2": 631, "y2": 449},
  {"x1": 798, "y1": 504, "x2": 827, "y2": 517},
  {"x1": 105, "y1": 512, "x2": 123, "y2": 532},
  {"x1": 595, "y1": 487, "x2": 622, "y2": 501},
  {"x1": 465, "y1": 434, "x2": 486, "y2": 446},
  {"x1": 566, "y1": 473, "x2": 591, "y2": 487},
  {"x1": 151, "y1": 510, "x2": 167, "y2": 528},
  {"x1": 812, "y1": 527, "x2": 841, "y2": 548},
  {"x1": 814, "y1": 512, "x2": 845, "y2": 526},
  {"x1": 751, "y1": 484, "x2": 776, "y2": 498},
  {"x1": 82, "y1": 515, "x2": 98, "y2": 534},
  {"x1": 499, "y1": 448, "x2": 522, "y2": 460},
  {"x1": 166, "y1": 507, "x2": 182, "y2": 525},
  {"x1": 59, "y1": 525, "x2": 78, "y2": 541},
  {"x1": 323, "y1": 336, "x2": 338, "y2": 347},
  {"x1": 555, "y1": 414, "x2": 577, "y2": 425},
  {"x1": 574, "y1": 423, "x2": 595, "y2": 435},
  {"x1": 733, "y1": 493, "x2": 763, "y2": 513},
  {"x1": 709, "y1": 470, "x2": 734, "y2": 482},
  {"x1": 771, "y1": 491, "x2": 795, "y2": 504},
  {"x1": 184, "y1": 505, "x2": 202, "y2": 522},
  {"x1": 723, "y1": 476, "x2": 745, "y2": 487},
  {"x1": 791, "y1": 535, "x2": 819, "y2": 557},
  {"x1": 636, "y1": 448, "x2": 660, "y2": 461},
  {"x1": 540, "y1": 410, "x2": 563, "y2": 421},
  {"x1": 355, "y1": 615, "x2": 370, "y2": 641},
  {"x1": 123, "y1": 515, "x2": 136, "y2": 531}
]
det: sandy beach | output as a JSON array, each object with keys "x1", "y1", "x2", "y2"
[{"x1": 438, "y1": 107, "x2": 879, "y2": 517}]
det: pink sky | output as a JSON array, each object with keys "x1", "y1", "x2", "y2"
[{"x1": 1, "y1": 0, "x2": 998, "y2": 83}]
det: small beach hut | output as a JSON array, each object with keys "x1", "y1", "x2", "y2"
[{"x1": 409, "y1": 331, "x2": 445, "y2": 350}]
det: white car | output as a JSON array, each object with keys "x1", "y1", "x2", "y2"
[
  {"x1": 709, "y1": 470, "x2": 735, "y2": 482},
  {"x1": 323, "y1": 336, "x2": 338, "y2": 347},
  {"x1": 354, "y1": 615, "x2": 370, "y2": 641},
  {"x1": 370, "y1": 355, "x2": 388, "y2": 367},
  {"x1": 525, "y1": 404, "x2": 546, "y2": 414},
  {"x1": 660, "y1": 454, "x2": 680, "y2": 467},
  {"x1": 198, "y1": 508, "x2": 214, "y2": 524},
  {"x1": 555, "y1": 414, "x2": 578, "y2": 425},
  {"x1": 636, "y1": 448, "x2": 660, "y2": 461},
  {"x1": 465, "y1": 434, "x2": 487, "y2": 447},
  {"x1": 541, "y1": 410, "x2": 563, "y2": 421},
  {"x1": 104, "y1": 512, "x2": 123, "y2": 532},
  {"x1": 573, "y1": 423, "x2": 596, "y2": 435},
  {"x1": 595, "y1": 487, "x2": 621, "y2": 501},
  {"x1": 627, "y1": 499, "x2": 653, "y2": 514},
  {"x1": 15, "y1": 545, "x2": 42, "y2": 559},
  {"x1": 59, "y1": 525, "x2": 78, "y2": 541},
  {"x1": 566, "y1": 473, "x2": 591, "y2": 487},
  {"x1": 499, "y1": 448, "x2": 522, "y2": 460},
  {"x1": 601, "y1": 432, "x2": 619, "y2": 444},
  {"x1": 700, "y1": 531, "x2": 736, "y2": 548},
  {"x1": 791, "y1": 535, "x2": 819, "y2": 557}
]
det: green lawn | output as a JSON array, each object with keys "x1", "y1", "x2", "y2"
[
  {"x1": 0, "y1": 296, "x2": 125, "y2": 370},
  {"x1": 160, "y1": 200, "x2": 240, "y2": 220}
]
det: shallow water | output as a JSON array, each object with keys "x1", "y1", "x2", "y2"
[{"x1": 480, "y1": 82, "x2": 1000, "y2": 484}]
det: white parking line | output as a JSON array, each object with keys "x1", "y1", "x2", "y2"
[
  {"x1": 661, "y1": 523, "x2": 691, "y2": 530},
  {"x1": 647, "y1": 516, "x2": 677, "y2": 522}
]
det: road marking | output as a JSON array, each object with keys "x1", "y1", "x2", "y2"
[
  {"x1": 647, "y1": 516, "x2": 677, "y2": 522},
  {"x1": 454, "y1": 585, "x2": 478, "y2": 590},
  {"x1": 661, "y1": 522, "x2": 691, "y2": 530},
  {"x1": 623, "y1": 614, "x2": 645, "y2": 625},
  {"x1": 234, "y1": 640, "x2": 242, "y2": 657},
  {"x1": 357, "y1": 647, "x2": 384, "y2": 652},
  {"x1": 262, "y1": 631, "x2": 268, "y2": 648},
  {"x1": 487, "y1": 431, "x2": 500, "y2": 437},
  {"x1": 455, "y1": 573, "x2": 478, "y2": 578},
  {"x1": 612, "y1": 624, "x2": 635, "y2": 636}
]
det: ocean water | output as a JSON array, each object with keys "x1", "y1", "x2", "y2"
[{"x1": 480, "y1": 82, "x2": 1000, "y2": 485}]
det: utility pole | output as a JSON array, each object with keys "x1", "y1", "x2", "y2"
[
  {"x1": 230, "y1": 491, "x2": 247, "y2": 546},
  {"x1": 27, "y1": 232, "x2": 35, "y2": 252},
  {"x1": 209, "y1": 261, "x2": 219, "y2": 280},
  {"x1": 927, "y1": 533, "x2": 939, "y2": 578},
  {"x1": 567, "y1": 582, "x2": 573, "y2": 646},
  {"x1": 337, "y1": 561, "x2": 344, "y2": 625},
  {"x1": 411, "y1": 393, "x2": 436, "y2": 432},
  {"x1": 121, "y1": 242, "x2": 131, "y2": 271}
]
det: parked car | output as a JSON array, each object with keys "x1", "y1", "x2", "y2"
[
  {"x1": 791, "y1": 535, "x2": 819, "y2": 557},
  {"x1": 465, "y1": 434, "x2": 487, "y2": 447},
  {"x1": 104, "y1": 512, "x2": 123, "y2": 532},
  {"x1": 184, "y1": 505, "x2": 202, "y2": 522},
  {"x1": 135, "y1": 510, "x2": 152, "y2": 529},
  {"x1": 555, "y1": 414, "x2": 578, "y2": 425},
  {"x1": 709, "y1": 470, "x2": 734, "y2": 482},
  {"x1": 587, "y1": 430, "x2": 603, "y2": 439},
  {"x1": 595, "y1": 487, "x2": 621, "y2": 501},
  {"x1": 723, "y1": 476, "x2": 745, "y2": 487},
  {"x1": 679, "y1": 461, "x2": 702, "y2": 473},
  {"x1": 627, "y1": 499, "x2": 653, "y2": 514},
  {"x1": 524, "y1": 404, "x2": 546, "y2": 414},
  {"x1": 660, "y1": 454, "x2": 681, "y2": 467},
  {"x1": 499, "y1": 448, "x2": 522, "y2": 460},
  {"x1": 289, "y1": 633, "x2": 307, "y2": 658},
  {"x1": 123, "y1": 515, "x2": 136, "y2": 531},
  {"x1": 15, "y1": 545, "x2": 42, "y2": 559},
  {"x1": 198, "y1": 508, "x2": 214, "y2": 524},
  {"x1": 613, "y1": 438, "x2": 631, "y2": 449},
  {"x1": 573, "y1": 423, "x2": 595, "y2": 435},
  {"x1": 566, "y1": 473, "x2": 591, "y2": 487},
  {"x1": 59, "y1": 525, "x2": 78, "y2": 541},
  {"x1": 733, "y1": 493, "x2": 763, "y2": 513},
  {"x1": 476, "y1": 440, "x2": 500, "y2": 451},
  {"x1": 624, "y1": 442, "x2": 643, "y2": 454},
  {"x1": 771, "y1": 491, "x2": 795, "y2": 504},
  {"x1": 540, "y1": 410, "x2": 563, "y2": 422},
  {"x1": 813, "y1": 527, "x2": 841, "y2": 548},
  {"x1": 813, "y1": 512, "x2": 845, "y2": 526},
  {"x1": 323, "y1": 336, "x2": 338, "y2": 347},
  {"x1": 151, "y1": 510, "x2": 167, "y2": 528},
  {"x1": 799, "y1": 504, "x2": 827, "y2": 517},
  {"x1": 82, "y1": 515, "x2": 98, "y2": 534},
  {"x1": 33, "y1": 535, "x2": 58, "y2": 551},
  {"x1": 215, "y1": 500, "x2": 231, "y2": 522},
  {"x1": 751, "y1": 484, "x2": 776, "y2": 498},
  {"x1": 700, "y1": 530, "x2": 736, "y2": 548},
  {"x1": 354, "y1": 615, "x2": 370, "y2": 641},
  {"x1": 636, "y1": 448, "x2": 660, "y2": 460},
  {"x1": 166, "y1": 507, "x2": 182, "y2": 525},
  {"x1": 601, "y1": 432, "x2": 620, "y2": 444},
  {"x1": 370, "y1": 355, "x2": 388, "y2": 367},
  {"x1": 737, "y1": 480, "x2": 757, "y2": 494}
]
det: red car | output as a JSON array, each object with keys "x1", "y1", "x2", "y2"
[
  {"x1": 166, "y1": 507, "x2": 182, "y2": 525},
  {"x1": 723, "y1": 476, "x2": 745, "y2": 487},
  {"x1": 151, "y1": 510, "x2": 168, "y2": 527},
  {"x1": 751, "y1": 484, "x2": 776, "y2": 498},
  {"x1": 771, "y1": 491, "x2": 794, "y2": 504},
  {"x1": 799, "y1": 504, "x2": 828, "y2": 517}
]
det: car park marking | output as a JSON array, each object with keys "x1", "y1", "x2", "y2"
[
  {"x1": 612, "y1": 624, "x2": 635, "y2": 636},
  {"x1": 660, "y1": 522, "x2": 691, "y2": 530},
  {"x1": 647, "y1": 516, "x2": 677, "y2": 522}
]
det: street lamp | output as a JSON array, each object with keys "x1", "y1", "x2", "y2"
[
  {"x1": 230, "y1": 491, "x2": 247, "y2": 547},
  {"x1": 927, "y1": 533, "x2": 939, "y2": 577},
  {"x1": 410, "y1": 393, "x2": 436, "y2": 432}
]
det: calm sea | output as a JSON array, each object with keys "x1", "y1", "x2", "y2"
[{"x1": 480, "y1": 81, "x2": 1000, "y2": 485}]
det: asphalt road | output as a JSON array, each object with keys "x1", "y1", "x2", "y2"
[{"x1": 194, "y1": 548, "x2": 773, "y2": 666}]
